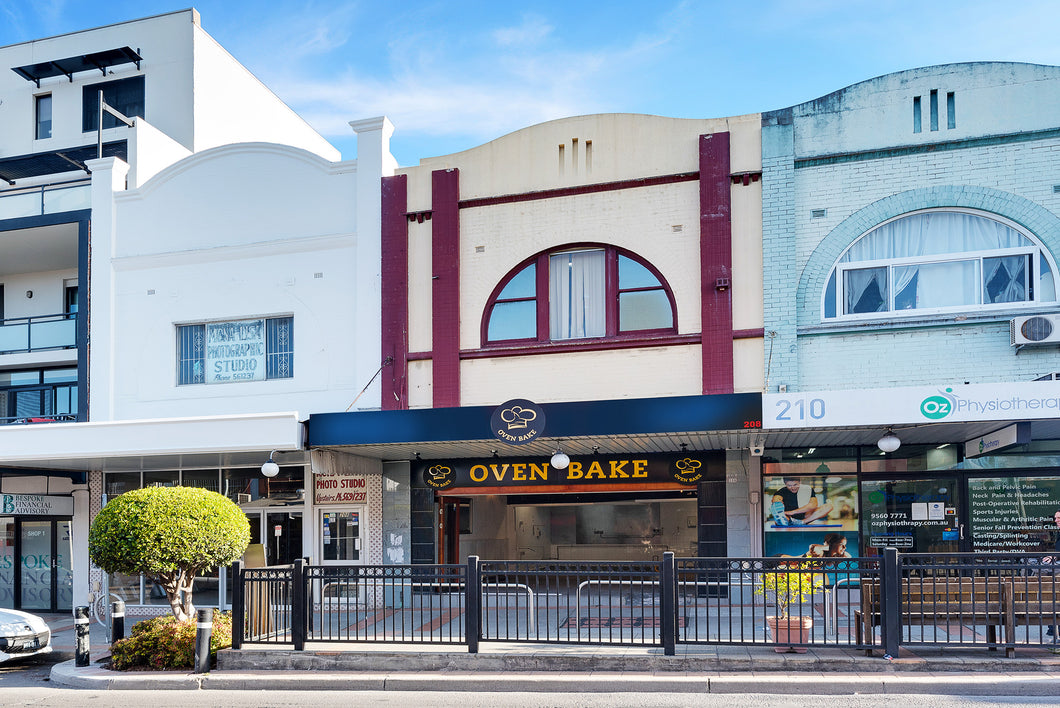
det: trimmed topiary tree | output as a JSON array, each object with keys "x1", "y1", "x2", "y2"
[{"x1": 89, "y1": 486, "x2": 251, "y2": 621}]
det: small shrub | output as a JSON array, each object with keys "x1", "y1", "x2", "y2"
[{"x1": 110, "y1": 611, "x2": 233, "y2": 671}]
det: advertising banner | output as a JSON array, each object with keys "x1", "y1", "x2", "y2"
[{"x1": 762, "y1": 474, "x2": 858, "y2": 558}]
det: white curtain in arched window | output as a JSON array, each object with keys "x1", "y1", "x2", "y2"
[{"x1": 549, "y1": 250, "x2": 605, "y2": 339}]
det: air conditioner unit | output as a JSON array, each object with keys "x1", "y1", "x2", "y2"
[
  {"x1": 1011, "y1": 314, "x2": 1060, "y2": 345},
  {"x1": 237, "y1": 493, "x2": 252, "y2": 504}
]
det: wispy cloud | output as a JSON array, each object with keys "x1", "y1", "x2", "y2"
[{"x1": 492, "y1": 14, "x2": 553, "y2": 48}]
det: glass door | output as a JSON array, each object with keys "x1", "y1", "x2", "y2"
[
  {"x1": 19, "y1": 519, "x2": 72, "y2": 611},
  {"x1": 320, "y1": 509, "x2": 361, "y2": 562},
  {"x1": 860, "y1": 476, "x2": 963, "y2": 554},
  {"x1": 0, "y1": 518, "x2": 13, "y2": 608},
  {"x1": 266, "y1": 512, "x2": 303, "y2": 566}
]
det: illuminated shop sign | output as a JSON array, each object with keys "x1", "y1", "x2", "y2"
[
  {"x1": 765, "y1": 381, "x2": 1060, "y2": 429},
  {"x1": 418, "y1": 453, "x2": 720, "y2": 492}
]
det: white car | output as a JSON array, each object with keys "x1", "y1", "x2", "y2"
[{"x1": 0, "y1": 609, "x2": 51, "y2": 662}]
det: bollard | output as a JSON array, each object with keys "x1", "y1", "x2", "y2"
[
  {"x1": 74, "y1": 605, "x2": 91, "y2": 667},
  {"x1": 110, "y1": 600, "x2": 126, "y2": 644},
  {"x1": 194, "y1": 608, "x2": 214, "y2": 674}
]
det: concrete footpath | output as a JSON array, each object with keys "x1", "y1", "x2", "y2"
[{"x1": 42, "y1": 614, "x2": 1060, "y2": 696}]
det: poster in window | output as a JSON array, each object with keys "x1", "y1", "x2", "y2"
[
  {"x1": 968, "y1": 476, "x2": 1060, "y2": 553},
  {"x1": 205, "y1": 319, "x2": 266, "y2": 383},
  {"x1": 762, "y1": 474, "x2": 858, "y2": 558}
]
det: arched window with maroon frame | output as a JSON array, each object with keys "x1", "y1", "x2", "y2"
[{"x1": 482, "y1": 244, "x2": 677, "y2": 346}]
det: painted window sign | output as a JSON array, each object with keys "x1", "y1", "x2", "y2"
[
  {"x1": 178, "y1": 316, "x2": 293, "y2": 385},
  {"x1": 205, "y1": 319, "x2": 266, "y2": 383}
]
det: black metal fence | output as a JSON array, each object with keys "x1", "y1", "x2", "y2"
[{"x1": 231, "y1": 550, "x2": 1060, "y2": 656}]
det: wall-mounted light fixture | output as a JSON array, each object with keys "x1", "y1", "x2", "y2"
[
  {"x1": 261, "y1": 451, "x2": 281, "y2": 477},
  {"x1": 877, "y1": 428, "x2": 901, "y2": 453},
  {"x1": 550, "y1": 446, "x2": 570, "y2": 470}
]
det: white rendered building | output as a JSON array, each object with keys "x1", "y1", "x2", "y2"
[{"x1": 0, "y1": 10, "x2": 392, "y2": 615}]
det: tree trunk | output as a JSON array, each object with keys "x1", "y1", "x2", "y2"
[{"x1": 164, "y1": 572, "x2": 197, "y2": 622}]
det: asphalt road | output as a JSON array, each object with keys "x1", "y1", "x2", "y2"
[
  {"x1": 0, "y1": 690, "x2": 1058, "y2": 708},
  {"x1": 0, "y1": 647, "x2": 73, "y2": 689}
]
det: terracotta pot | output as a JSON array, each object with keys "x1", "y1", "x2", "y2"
[{"x1": 766, "y1": 615, "x2": 814, "y2": 653}]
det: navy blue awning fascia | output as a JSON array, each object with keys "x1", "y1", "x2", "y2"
[
  {"x1": 0, "y1": 466, "x2": 86, "y2": 484},
  {"x1": 308, "y1": 393, "x2": 762, "y2": 447},
  {"x1": 12, "y1": 46, "x2": 142, "y2": 87},
  {"x1": 0, "y1": 140, "x2": 127, "y2": 184}
]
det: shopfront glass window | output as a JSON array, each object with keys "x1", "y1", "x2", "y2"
[
  {"x1": 967, "y1": 476, "x2": 1060, "y2": 554},
  {"x1": 143, "y1": 470, "x2": 178, "y2": 488},
  {"x1": 861, "y1": 478, "x2": 960, "y2": 555},
  {"x1": 104, "y1": 472, "x2": 140, "y2": 499},
  {"x1": 108, "y1": 571, "x2": 141, "y2": 606},
  {"x1": 181, "y1": 469, "x2": 220, "y2": 493}
]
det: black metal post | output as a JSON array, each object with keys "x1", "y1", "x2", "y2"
[
  {"x1": 291, "y1": 558, "x2": 306, "y2": 651},
  {"x1": 661, "y1": 552, "x2": 676, "y2": 655},
  {"x1": 231, "y1": 560, "x2": 244, "y2": 650},
  {"x1": 881, "y1": 547, "x2": 901, "y2": 658},
  {"x1": 74, "y1": 605, "x2": 90, "y2": 667},
  {"x1": 466, "y1": 555, "x2": 481, "y2": 654},
  {"x1": 194, "y1": 608, "x2": 214, "y2": 674},
  {"x1": 110, "y1": 600, "x2": 125, "y2": 644}
]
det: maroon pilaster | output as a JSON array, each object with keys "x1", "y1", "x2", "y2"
[
  {"x1": 432, "y1": 169, "x2": 461, "y2": 407},
  {"x1": 381, "y1": 174, "x2": 409, "y2": 410},
  {"x1": 699, "y1": 132, "x2": 734, "y2": 394}
]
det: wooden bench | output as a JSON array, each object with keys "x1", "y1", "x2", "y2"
[
  {"x1": 854, "y1": 577, "x2": 1003, "y2": 655},
  {"x1": 1002, "y1": 578, "x2": 1060, "y2": 657}
]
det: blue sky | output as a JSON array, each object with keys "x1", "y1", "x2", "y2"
[{"x1": 3, "y1": 1, "x2": 1060, "y2": 165}]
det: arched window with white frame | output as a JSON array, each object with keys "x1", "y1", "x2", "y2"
[{"x1": 823, "y1": 209, "x2": 1058, "y2": 319}]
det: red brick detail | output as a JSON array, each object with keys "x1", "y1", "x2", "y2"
[
  {"x1": 432, "y1": 169, "x2": 461, "y2": 408},
  {"x1": 700, "y1": 133, "x2": 734, "y2": 394},
  {"x1": 381, "y1": 174, "x2": 409, "y2": 410}
]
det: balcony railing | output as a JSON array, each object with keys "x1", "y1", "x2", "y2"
[
  {"x1": 0, "y1": 413, "x2": 76, "y2": 425},
  {"x1": 0, "y1": 312, "x2": 77, "y2": 354},
  {"x1": 0, "y1": 181, "x2": 91, "y2": 221}
]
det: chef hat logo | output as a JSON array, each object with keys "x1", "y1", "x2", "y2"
[
  {"x1": 500, "y1": 405, "x2": 537, "y2": 430},
  {"x1": 675, "y1": 458, "x2": 702, "y2": 472},
  {"x1": 427, "y1": 465, "x2": 452, "y2": 481}
]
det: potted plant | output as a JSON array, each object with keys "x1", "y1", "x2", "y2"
[{"x1": 755, "y1": 561, "x2": 825, "y2": 653}]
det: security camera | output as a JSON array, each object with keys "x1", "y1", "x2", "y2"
[{"x1": 749, "y1": 445, "x2": 764, "y2": 457}]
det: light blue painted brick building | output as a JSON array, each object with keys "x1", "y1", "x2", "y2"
[{"x1": 758, "y1": 63, "x2": 1060, "y2": 565}]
